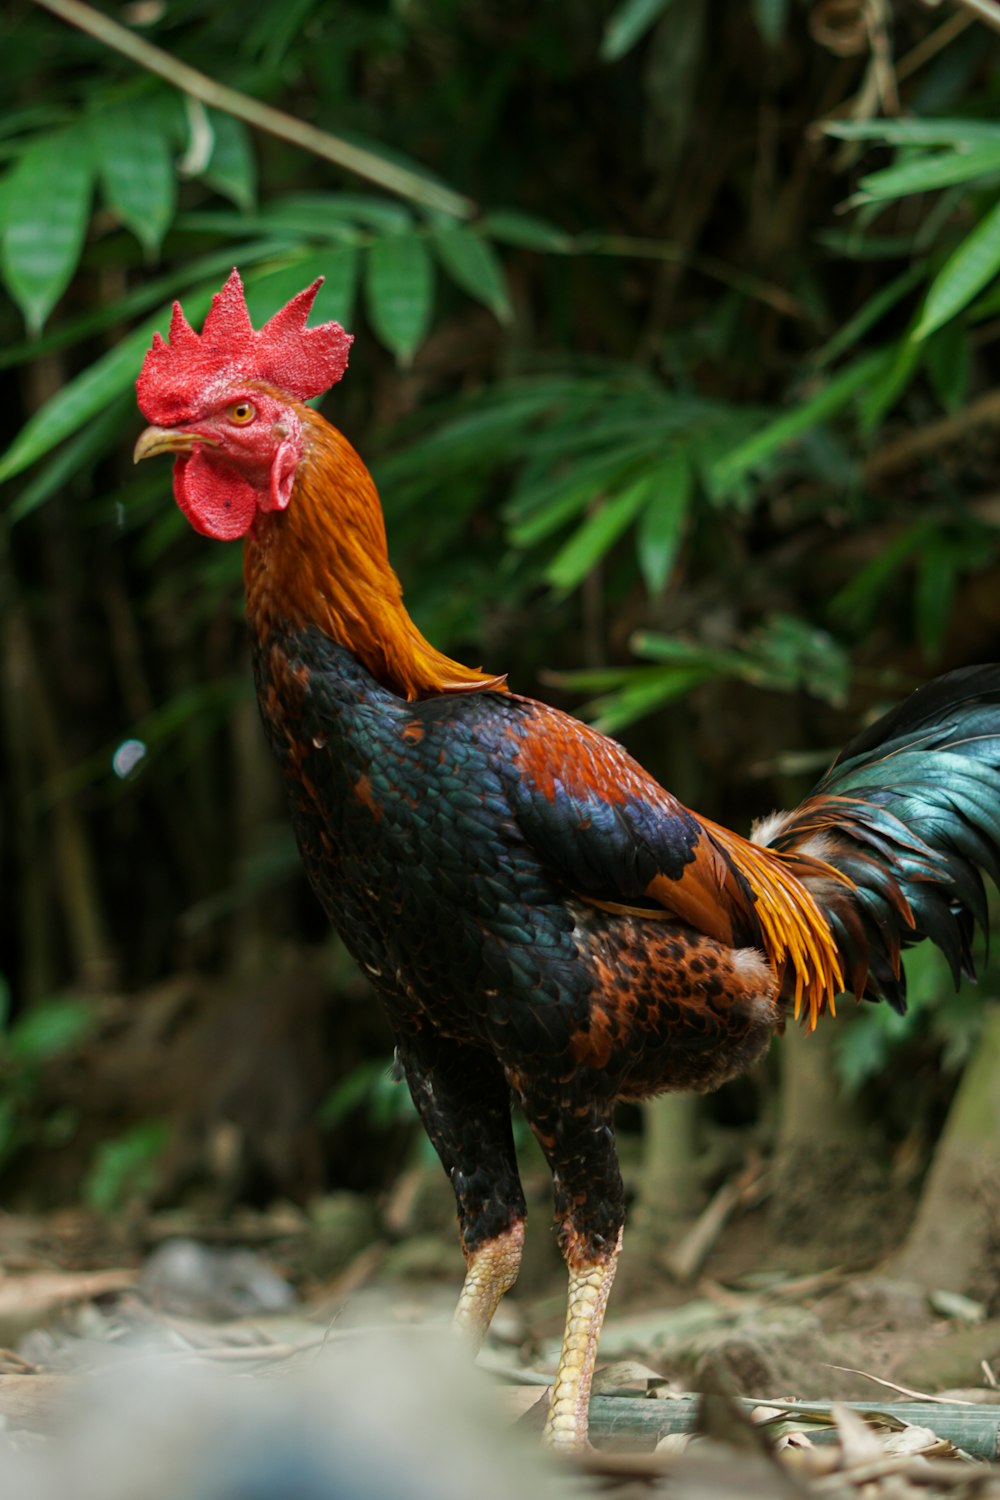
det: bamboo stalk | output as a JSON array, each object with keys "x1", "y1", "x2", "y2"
[
  {"x1": 583, "y1": 1393, "x2": 1000, "y2": 1459},
  {"x1": 30, "y1": 0, "x2": 473, "y2": 219}
]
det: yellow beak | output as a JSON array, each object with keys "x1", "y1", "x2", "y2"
[{"x1": 133, "y1": 427, "x2": 219, "y2": 464}]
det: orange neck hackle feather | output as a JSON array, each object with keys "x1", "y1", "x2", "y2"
[{"x1": 243, "y1": 407, "x2": 506, "y2": 701}]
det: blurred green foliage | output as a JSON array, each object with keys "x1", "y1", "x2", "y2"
[
  {"x1": 0, "y1": 981, "x2": 93, "y2": 1170},
  {"x1": 2, "y1": 1, "x2": 1000, "y2": 1194},
  {"x1": 84, "y1": 1118, "x2": 171, "y2": 1214}
]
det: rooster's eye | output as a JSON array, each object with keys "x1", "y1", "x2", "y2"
[{"x1": 228, "y1": 402, "x2": 256, "y2": 425}]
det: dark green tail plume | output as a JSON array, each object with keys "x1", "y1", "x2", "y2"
[{"x1": 759, "y1": 665, "x2": 1000, "y2": 1013}]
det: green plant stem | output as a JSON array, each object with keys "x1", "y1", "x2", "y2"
[
  {"x1": 30, "y1": 0, "x2": 474, "y2": 219},
  {"x1": 573, "y1": 232, "x2": 808, "y2": 321}
]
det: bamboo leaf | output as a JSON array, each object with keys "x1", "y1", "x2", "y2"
[
  {"x1": 545, "y1": 478, "x2": 650, "y2": 592},
  {"x1": 479, "y1": 209, "x2": 573, "y2": 252},
  {"x1": 1, "y1": 254, "x2": 284, "y2": 482},
  {"x1": 858, "y1": 334, "x2": 923, "y2": 431},
  {"x1": 600, "y1": 0, "x2": 674, "y2": 62},
  {"x1": 856, "y1": 145, "x2": 1000, "y2": 202},
  {"x1": 823, "y1": 118, "x2": 1000, "y2": 147},
  {"x1": 913, "y1": 198, "x2": 1000, "y2": 340},
  {"x1": 0, "y1": 239, "x2": 293, "y2": 369},
  {"x1": 585, "y1": 667, "x2": 715, "y2": 733},
  {"x1": 629, "y1": 632, "x2": 746, "y2": 674},
  {"x1": 364, "y1": 233, "x2": 434, "y2": 365},
  {"x1": 244, "y1": 246, "x2": 360, "y2": 330},
  {"x1": 711, "y1": 350, "x2": 889, "y2": 493},
  {"x1": 916, "y1": 545, "x2": 957, "y2": 661},
  {"x1": 0, "y1": 288, "x2": 215, "y2": 484},
  {"x1": 93, "y1": 99, "x2": 175, "y2": 253},
  {"x1": 1, "y1": 128, "x2": 94, "y2": 334},
  {"x1": 201, "y1": 109, "x2": 256, "y2": 211},
  {"x1": 813, "y1": 264, "x2": 925, "y2": 368},
  {"x1": 8, "y1": 997, "x2": 95, "y2": 1063},
  {"x1": 6, "y1": 393, "x2": 132, "y2": 524},
  {"x1": 635, "y1": 452, "x2": 691, "y2": 595},
  {"x1": 507, "y1": 438, "x2": 660, "y2": 543},
  {"x1": 830, "y1": 521, "x2": 931, "y2": 629},
  {"x1": 925, "y1": 321, "x2": 970, "y2": 414},
  {"x1": 432, "y1": 225, "x2": 512, "y2": 322},
  {"x1": 266, "y1": 191, "x2": 412, "y2": 234}
]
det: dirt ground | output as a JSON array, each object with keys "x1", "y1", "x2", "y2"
[{"x1": 0, "y1": 1161, "x2": 998, "y2": 1499}]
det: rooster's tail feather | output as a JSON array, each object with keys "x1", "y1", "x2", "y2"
[{"x1": 753, "y1": 665, "x2": 1000, "y2": 1018}]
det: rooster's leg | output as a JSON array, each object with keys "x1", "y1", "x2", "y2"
[
  {"x1": 520, "y1": 1090, "x2": 625, "y2": 1452},
  {"x1": 395, "y1": 1033, "x2": 526, "y2": 1348},
  {"x1": 454, "y1": 1219, "x2": 525, "y2": 1349}
]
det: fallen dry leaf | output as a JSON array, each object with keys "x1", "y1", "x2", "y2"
[{"x1": 0, "y1": 1270, "x2": 136, "y2": 1343}]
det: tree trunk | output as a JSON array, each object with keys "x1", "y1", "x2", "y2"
[
  {"x1": 768, "y1": 1017, "x2": 874, "y2": 1260},
  {"x1": 630, "y1": 1092, "x2": 702, "y2": 1268},
  {"x1": 891, "y1": 1003, "x2": 1000, "y2": 1296},
  {"x1": 775, "y1": 1015, "x2": 866, "y2": 1157}
]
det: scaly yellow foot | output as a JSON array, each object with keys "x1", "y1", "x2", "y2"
[
  {"x1": 543, "y1": 1226, "x2": 623, "y2": 1452},
  {"x1": 453, "y1": 1221, "x2": 525, "y2": 1351}
]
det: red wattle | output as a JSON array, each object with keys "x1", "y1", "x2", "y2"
[{"x1": 173, "y1": 451, "x2": 260, "y2": 540}]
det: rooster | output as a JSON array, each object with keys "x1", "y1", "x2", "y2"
[{"x1": 134, "y1": 271, "x2": 1000, "y2": 1451}]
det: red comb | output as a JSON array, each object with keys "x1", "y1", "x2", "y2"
[{"x1": 136, "y1": 268, "x2": 353, "y2": 425}]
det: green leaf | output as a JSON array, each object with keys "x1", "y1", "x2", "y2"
[
  {"x1": 915, "y1": 544, "x2": 957, "y2": 661},
  {"x1": 479, "y1": 209, "x2": 573, "y2": 252},
  {"x1": 925, "y1": 320, "x2": 970, "y2": 413},
  {"x1": 585, "y1": 666, "x2": 715, "y2": 733},
  {"x1": 244, "y1": 246, "x2": 360, "y2": 330},
  {"x1": 815, "y1": 229, "x2": 922, "y2": 261},
  {"x1": 319, "y1": 1061, "x2": 378, "y2": 1127},
  {"x1": 0, "y1": 288, "x2": 215, "y2": 483},
  {"x1": 711, "y1": 349, "x2": 890, "y2": 494},
  {"x1": 631, "y1": 615, "x2": 850, "y2": 706},
  {"x1": 600, "y1": 0, "x2": 674, "y2": 62},
  {"x1": 432, "y1": 225, "x2": 512, "y2": 322},
  {"x1": 913, "y1": 198, "x2": 1000, "y2": 340},
  {"x1": 813, "y1": 263, "x2": 925, "y2": 369},
  {"x1": 0, "y1": 251, "x2": 308, "y2": 484},
  {"x1": 84, "y1": 1120, "x2": 169, "y2": 1213},
  {"x1": 856, "y1": 144, "x2": 1000, "y2": 202},
  {"x1": 822, "y1": 118, "x2": 1000, "y2": 147},
  {"x1": 635, "y1": 452, "x2": 691, "y2": 595},
  {"x1": 830, "y1": 521, "x2": 930, "y2": 629},
  {"x1": 629, "y1": 632, "x2": 745, "y2": 673},
  {"x1": 0, "y1": 239, "x2": 292, "y2": 371},
  {"x1": 1, "y1": 128, "x2": 94, "y2": 334},
  {"x1": 201, "y1": 109, "x2": 256, "y2": 211},
  {"x1": 364, "y1": 233, "x2": 435, "y2": 365},
  {"x1": 507, "y1": 438, "x2": 659, "y2": 544},
  {"x1": 835, "y1": 1005, "x2": 911, "y2": 1094},
  {"x1": 8, "y1": 998, "x2": 95, "y2": 1064},
  {"x1": 93, "y1": 100, "x2": 175, "y2": 253},
  {"x1": 857, "y1": 334, "x2": 923, "y2": 431},
  {"x1": 752, "y1": 0, "x2": 789, "y2": 45},
  {"x1": 7, "y1": 392, "x2": 132, "y2": 524},
  {"x1": 545, "y1": 478, "x2": 650, "y2": 591},
  {"x1": 271, "y1": 192, "x2": 413, "y2": 234}
]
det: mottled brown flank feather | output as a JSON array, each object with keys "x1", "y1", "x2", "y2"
[
  {"x1": 569, "y1": 921, "x2": 779, "y2": 1093},
  {"x1": 504, "y1": 691, "x2": 846, "y2": 1027}
]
